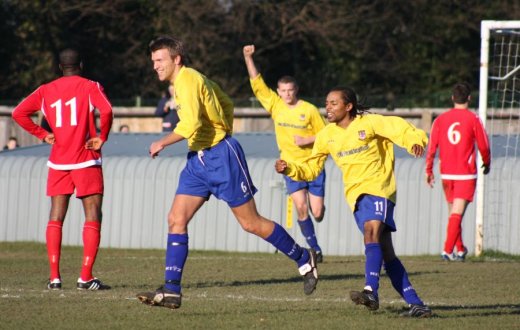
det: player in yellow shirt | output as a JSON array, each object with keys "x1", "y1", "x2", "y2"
[
  {"x1": 243, "y1": 45, "x2": 326, "y2": 262},
  {"x1": 136, "y1": 36, "x2": 318, "y2": 310},
  {"x1": 276, "y1": 87, "x2": 432, "y2": 317}
]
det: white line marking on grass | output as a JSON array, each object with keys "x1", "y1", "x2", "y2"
[
  {"x1": 2, "y1": 294, "x2": 20, "y2": 298},
  {"x1": 1, "y1": 290, "x2": 447, "y2": 309},
  {"x1": 103, "y1": 255, "x2": 272, "y2": 261},
  {"x1": 103, "y1": 256, "x2": 163, "y2": 260},
  {"x1": 187, "y1": 292, "x2": 448, "y2": 307},
  {"x1": 191, "y1": 292, "x2": 351, "y2": 303}
]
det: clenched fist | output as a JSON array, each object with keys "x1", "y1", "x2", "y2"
[
  {"x1": 275, "y1": 159, "x2": 287, "y2": 174},
  {"x1": 243, "y1": 45, "x2": 255, "y2": 58}
]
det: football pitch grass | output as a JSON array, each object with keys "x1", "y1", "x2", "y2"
[{"x1": 1, "y1": 242, "x2": 519, "y2": 329}]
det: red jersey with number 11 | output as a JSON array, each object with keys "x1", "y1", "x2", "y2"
[
  {"x1": 12, "y1": 75, "x2": 113, "y2": 170},
  {"x1": 425, "y1": 108, "x2": 490, "y2": 180}
]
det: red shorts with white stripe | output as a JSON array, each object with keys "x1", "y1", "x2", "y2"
[
  {"x1": 47, "y1": 166, "x2": 103, "y2": 197},
  {"x1": 441, "y1": 179, "x2": 476, "y2": 203}
]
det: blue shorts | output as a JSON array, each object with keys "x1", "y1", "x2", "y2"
[
  {"x1": 353, "y1": 194, "x2": 396, "y2": 233},
  {"x1": 176, "y1": 136, "x2": 258, "y2": 208},
  {"x1": 283, "y1": 170, "x2": 326, "y2": 196}
]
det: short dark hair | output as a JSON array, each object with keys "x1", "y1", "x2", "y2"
[
  {"x1": 149, "y1": 36, "x2": 189, "y2": 65},
  {"x1": 452, "y1": 82, "x2": 471, "y2": 104},
  {"x1": 59, "y1": 48, "x2": 81, "y2": 69},
  {"x1": 277, "y1": 76, "x2": 298, "y2": 89}
]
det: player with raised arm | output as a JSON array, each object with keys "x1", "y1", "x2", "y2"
[
  {"x1": 12, "y1": 48, "x2": 113, "y2": 290},
  {"x1": 136, "y1": 36, "x2": 318, "y2": 310},
  {"x1": 243, "y1": 45, "x2": 326, "y2": 262},
  {"x1": 425, "y1": 82, "x2": 491, "y2": 261},
  {"x1": 276, "y1": 87, "x2": 432, "y2": 317}
]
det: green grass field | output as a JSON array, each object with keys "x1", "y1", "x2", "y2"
[{"x1": 1, "y1": 242, "x2": 519, "y2": 329}]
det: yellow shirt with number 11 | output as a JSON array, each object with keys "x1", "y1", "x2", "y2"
[{"x1": 285, "y1": 113, "x2": 428, "y2": 210}]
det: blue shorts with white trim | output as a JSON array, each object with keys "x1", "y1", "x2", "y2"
[
  {"x1": 353, "y1": 194, "x2": 396, "y2": 233},
  {"x1": 283, "y1": 169, "x2": 326, "y2": 196},
  {"x1": 176, "y1": 136, "x2": 258, "y2": 208}
]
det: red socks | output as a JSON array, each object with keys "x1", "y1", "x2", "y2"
[
  {"x1": 444, "y1": 213, "x2": 463, "y2": 254},
  {"x1": 46, "y1": 220, "x2": 64, "y2": 280},
  {"x1": 80, "y1": 221, "x2": 101, "y2": 281}
]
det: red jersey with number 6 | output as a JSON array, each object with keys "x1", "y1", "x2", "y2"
[
  {"x1": 12, "y1": 75, "x2": 113, "y2": 170},
  {"x1": 425, "y1": 108, "x2": 490, "y2": 180}
]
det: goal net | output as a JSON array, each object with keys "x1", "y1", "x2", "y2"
[{"x1": 477, "y1": 20, "x2": 520, "y2": 256}]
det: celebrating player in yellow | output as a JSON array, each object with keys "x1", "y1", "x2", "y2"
[
  {"x1": 276, "y1": 87, "x2": 433, "y2": 317},
  {"x1": 243, "y1": 44, "x2": 326, "y2": 262},
  {"x1": 136, "y1": 36, "x2": 319, "y2": 310}
]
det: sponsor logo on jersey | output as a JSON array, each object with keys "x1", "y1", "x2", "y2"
[
  {"x1": 337, "y1": 145, "x2": 369, "y2": 157},
  {"x1": 277, "y1": 122, "x2": 307, "y2": 129}
]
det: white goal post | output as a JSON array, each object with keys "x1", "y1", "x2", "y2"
[{"x1": 477, "y1": 20, "x2": 520, "y2": 256}]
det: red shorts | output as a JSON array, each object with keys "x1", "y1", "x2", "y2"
[
  {"x1": 47, "y1": 166, "x2": 104, "y2": 198},
  {"x1": 442, "y1": 179, "x2": 476, "y2": 203}
]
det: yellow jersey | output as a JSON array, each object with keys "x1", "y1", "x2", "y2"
[
  {"x1": 250, "y1": 74, "x2": 325, "y2": 162},
  {"x1": 173, "y1": 66, "x2": 234, "y2": 151},
  {"x1": 285, "y1": 114, "x2": 428, "y2": 210}
]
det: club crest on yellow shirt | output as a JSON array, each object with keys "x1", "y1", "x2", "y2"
[
  {"x1": 358, "y1": 130, "x2": 366, "y2": 140},
  {"x1": 299, "y1": 114, "x2": 305, "y2": 121}
]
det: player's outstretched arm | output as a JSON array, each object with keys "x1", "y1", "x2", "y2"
[
  {"x1": 149, "y1": 132, "x2": 185, "y2": 159},
  {"x1": 275, "y1": 154, "x2": 326, "y2": 182},
  {"x1": 294, "y1": 135, "x2": 316, "y2": 147},
  {"x1": 243, "y1": 45, "x2": 259, "y2": 79}
]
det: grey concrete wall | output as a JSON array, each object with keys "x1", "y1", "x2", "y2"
[{"x1": 1, "y1": 155, "x2": 517, "y2": 256}]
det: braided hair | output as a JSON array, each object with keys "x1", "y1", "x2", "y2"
[{"x1": 329, "y1": 86, "x2": 370, "y2": 118}]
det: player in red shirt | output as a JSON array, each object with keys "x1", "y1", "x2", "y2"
[
  {"x1": 12, "y1": 49, "x2": 113, "y2": 290},
  {"x1": 425, "y1": 82, "x2": 491, "y2": 261}
]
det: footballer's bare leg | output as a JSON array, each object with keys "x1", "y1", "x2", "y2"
[
  {"x1": 50, "y1": 194, "x2": 71, "y2": 221},
  {"x1": 291, "y1": 189, "x2": 310, "y2": 221},
  {"x1": 81, "y1": 193, "x2": 103, "y2": 222},
  {"x1": 308, "y1": 193, "x2": 325, "y2": 222},
  {"x1": 231, "y1": 198, "x2": 274, "y2": 238},
  {"x1": 168, "y1": 194, "x2": 206, "y2": 233}
]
